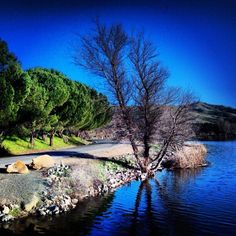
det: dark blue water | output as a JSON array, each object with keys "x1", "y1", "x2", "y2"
[{"x1": 1, "y1": 141, "x2": 236, "y2": 236}]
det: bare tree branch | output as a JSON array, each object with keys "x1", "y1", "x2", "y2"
[{"x1": 74, "y1": 21, "x2": 196, "y2": 177}]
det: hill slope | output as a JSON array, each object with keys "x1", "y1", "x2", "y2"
[
  {"x1": 88, "y1": 102, "x2": 236, "y2": 141},
  {"x1": 191, "y1": 102, "x2": 236, "y2": 140}
]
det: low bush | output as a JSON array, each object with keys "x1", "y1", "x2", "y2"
[{"x1": 162, "y1": 143, "x2": 207, "y2": 169}]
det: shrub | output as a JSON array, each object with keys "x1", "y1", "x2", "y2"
[{"x1": 163, "y1": 143, "x2": 207, "y2": 169}]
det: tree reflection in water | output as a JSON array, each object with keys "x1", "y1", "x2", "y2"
[
  {"x1": 124, "y1": 168, "x2": 203, "y2": 236},
  {"x1": 0, "y1": 168, "x2": 204, "y2": 236},
  {"x1": 128, "y1": 180, "x2": 161, "y2": 236},
  {"x1": 2, "y1": 142, "x2": 235, "y2": 235}
]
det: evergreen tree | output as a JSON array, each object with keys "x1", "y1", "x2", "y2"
[
  {"x1": 0, "y1": 39, "x2": 31, "y2": 144},
  {"x1": 26, "y1": 68, "x2": 70, "y2": 146},
  {"x1": 88, "y1": 89, "x2": 111, "y2": 129},
  {"x1": 56, "y1": 79, "x2": 92, "y2": 131},
  {"x1": 17, "y1": 79, "x2": 48, "y2": 146},
  {"x1": 0, "y1": 38, "x2": 111, "y2": 149}
]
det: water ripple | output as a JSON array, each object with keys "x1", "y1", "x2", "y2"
[{"x1": 1, "y1": 141, "x2": 236, "y2": 235}]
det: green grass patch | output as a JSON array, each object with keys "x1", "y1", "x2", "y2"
[
  {"x1": 150, "y1": 143, "x2": 161, "y2": 151},
  {"x1": 2, "y1": 135, "x2": 89, "y2": 155},
  {"x1": 9, "y1": 206, "x2": 21, "y2": 217}
]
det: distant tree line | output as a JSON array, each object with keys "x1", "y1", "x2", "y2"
[
  {"x1": 195, "y1": 118, "x2": 236, "y2": 141},
  {"x1": 0, "y1": 38, "x2": 111, "y2": 147},
  {"x1": 189, "y1": 103, "x2": 236, "y2": 141}
]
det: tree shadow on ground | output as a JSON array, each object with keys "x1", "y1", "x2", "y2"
[
  {"x1": 0, "y1": 168, "x2": 6, "y2": 173},
  {"x1": 10, "y1": 149, "x2": 137, "y2": 170},
  {"x1": 1, "y1": 150, "x2": 136, "y2": 170},
  {"x1": 0, "y1": 147, "x2": 13, "y2": 157}
]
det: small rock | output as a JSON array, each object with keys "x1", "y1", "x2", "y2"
[
  {"x1": 42, "y1": 191, "x2": 48, "y2": 196},
  {"x1": 24, "y1": 195, "x2": 39, "y2": 212},
  {"x1": 71, "y1": 199, "x2": 78, "y2": 205},
  {"x1": 51, "y1": 205, "x2": 60, "y2": 214},
  {"x1": 31, "y1": 155, "x2": 55, "y2": 170},
  {"x1": 38, "y1": 209, "x2": 46, "y2": 216},
  {"x1": 48, "y1": 205, "x2": 57, "y2": 211},
  {"x1": 2, "y1": 206, "x2": 10, "y2": 215},
  {"x1": 2, "y1": 215, "x2": 14, "y2": 222},
  {"x1": 6, "y1": 160, "x2": 29, "y2": 174}
]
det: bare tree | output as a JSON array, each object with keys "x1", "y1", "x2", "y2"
[
  {"x1": 74, "y1": 21, "x2": 195, "y2": 177},
  {"x1": 150, "y1": 91, "x2": 196, "y2": 172},
  {"x1": 75, "y1": 21, "x2": 144, "y2": 170},
  {"x1": 129, "y1": 34, "x2": 174, "y2": 173}
]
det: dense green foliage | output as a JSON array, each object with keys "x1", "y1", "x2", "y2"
[
  {"x1": 0, "y1": 39, "x2": 31, "y2": 136},
  {"x1": 0, "y1": 38, "x2": 111, "y2": 147}
]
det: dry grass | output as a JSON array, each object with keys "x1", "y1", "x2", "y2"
[
  {"x1": 165, "y1": 143, "x2": 207, "y2": 169},
  {"x1": 162, "y1": 143, "x2": 207, "y2": 169}
]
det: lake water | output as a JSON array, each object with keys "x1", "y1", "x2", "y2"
[{"x1": 1, "y1": 141, "x2": 236, "y2": 236}]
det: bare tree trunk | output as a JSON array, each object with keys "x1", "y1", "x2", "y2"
[
  {"x1": 63, "y1": 136, "x2": 68, "y2": 143},
  {"x1": 58, "y1": 129, "x2": 68, "y2": 143},
  {"x1": 113, "y1": 75, "x2": 145, "y2": 171},
  {"x1": 42, "y1": 133, "x2": 47, "y2": 141},
  {"x1": 0, "y1": 131, "x2": 4, "y2": 140},
  {"x1": 76, "y1": 130, "x2": 80, "y2": 137},
  {"x1": 143, "y1": 133, "x2": 151, "y2": 169},
  {"x1": 58, "y1": 130, "x2": 63, "y2": 138},
  {"x1": 0, "y1": 131, "x2": 5, "y2": 148},
  {"x1": 30, "y1": 130, "x2": 35, "y2": 147},
  {"x1": 119, "y1": 105, "x2": 145, "y2": 171},
  {"x1": 49, "y1": 130, "x2": 55, "y2": 147}
]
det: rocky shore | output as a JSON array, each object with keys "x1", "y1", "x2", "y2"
[
  {"x1": 0, "y1": 154, "x2": 140, "y2": 223},
  {"x1": 0, "y1": 143, "x2": 207, "y2": 224},
  {"x1": 37, "y1": 160, "x2": 139, "y2": 217}
]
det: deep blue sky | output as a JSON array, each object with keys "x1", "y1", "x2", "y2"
[{"x1": 0, "y1": 0, "x2": 235, "y2": 107}]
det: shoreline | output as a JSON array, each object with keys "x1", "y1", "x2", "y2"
[
  {"x1": 0, "y1": 143, "x2": 207, "y2": 223},
  {"x1": 0, "y1": 151, "x2": 140, "y2": 223}
]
